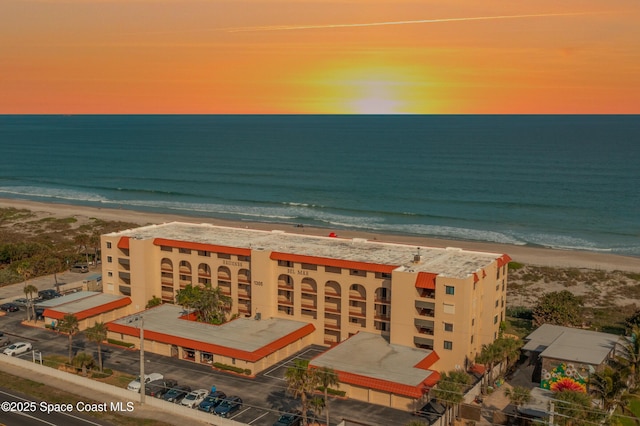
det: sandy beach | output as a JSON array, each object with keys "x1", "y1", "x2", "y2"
[{"x1": 2, "y1": 197, "x2": 640, "y2": 273}]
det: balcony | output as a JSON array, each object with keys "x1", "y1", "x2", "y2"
[
  {"x1": 238, "y1": 275, "x2": 250, "y2": 283},
  {"x1": 161, "y1": 276, "x2": 173, "y2": 286},
  {"x1": 348, "y1": 307, "x2": 366, "y2": 318},
  {"x1": 118, "y1": 258, "x2": 130, "y2": 266},
  {"x1": 118, "y1": 271, "x2": 130, "y2": 281},
  {"x1": 415, "y1": 301, "x2": 435, "y2": 318},
  {"x1": 301, "y1": 309, "x2": 317, "y2": 320},
  {"x1": 324, "y1": 304, "x2": 341, "y2": 314},
  {"x1": 348, "y1": 290, "x2": 366, "y2": 301},
  {"x1": 324, "y1": 321, "x2": 341, "y2": 331},
  {"x1": 414, "y1": 336, "x2": 434, "y2": 350},
  {"x1": 301, "y1": 284, "x2": 317, "y2": 295},
  {"x1": 277, "y1": 296, "x2": 293, "y2": 306},
  {"x1": 278, "y1": 280, "x2": 294, "y2": 290},
  {"x1": 238, "y1": 289, "x2": 251, "y2": 300},
  {"x1": 374, "y1": 313, "x2": 390, "y2": 322},
  {"x1": 417, "y1": 308, "x2": 435, "y2": 318},
  {"x1": 374, "y1": 297, "x2": 390, "y2": 305},
  {"x1": 417, "y1": 289, "x2": 436, "y2": 299},
  {"x1": 218, "y1": 273, "x2": 231, "y2": 281}
]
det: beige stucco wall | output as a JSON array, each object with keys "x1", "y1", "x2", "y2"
[{"x1": 101, "y1": 233, "x2": 507, "y2": 377}]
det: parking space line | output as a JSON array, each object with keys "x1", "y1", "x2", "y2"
[
  {"x1": 230, "y1": 407, "x2": 252, "y2": 420},
  {"x1": 248, "y1": 411, "x2": 270, "y2": 424}
]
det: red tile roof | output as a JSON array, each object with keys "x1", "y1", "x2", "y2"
[
  {"x1": 270, "y1": 252, "x2": 397, "y2": 274},
  {"x1": 153, "y1": 238, "x2": 251, "y2": 256},
  {"x1": 44, "y1": 297, "x2": 131, "y2": 321}
]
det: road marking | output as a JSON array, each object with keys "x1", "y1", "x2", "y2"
[
  {"x1": 230, "y1": 407, "x2": 251, "y2": 419},
  {"x1": 248, "y1": 411, "x2": 270, "y2": 424}
]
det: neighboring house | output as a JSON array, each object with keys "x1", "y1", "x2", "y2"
[{"x1": 522, "y1": 324, "x2": 620, "y2": 392}]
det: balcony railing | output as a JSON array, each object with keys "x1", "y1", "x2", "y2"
[{"x1": 417, "y1": 308, "x2": 435, "y2": 318}]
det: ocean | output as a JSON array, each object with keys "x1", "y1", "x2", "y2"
[{"x1": 0, "y1": 115, "x2": 638, "y2": 256}]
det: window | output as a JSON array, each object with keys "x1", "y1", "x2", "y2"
[
  {"x1": 179, "y1": 248, "x2": 191, "y2": 254},
  {"x1": 197, "y1": 250, "x2": 210, "y2": 257},
  {"x1": 445, "y1": 286, "x2": 455, "y2": 295},
  {"x1": 375, "y1": 272, "x2": 392, "y2": 279},
  {"x1": 238, "y1": 255, "x2": 250, "y2": 262},
  {"x1": 495, "y1": 299, "x2": 499, "y2": 308},
  {"x1": 444, "y1": 323, "x2": 453, "y2": 332},
  {"x1": 325, "y1": 266, "x2": 341, "y2": 274},
  {"x1": 471, "y1": 318, "x2": 475, "y2": 326},
  {"x1": 494, "y1": 315, "x2": 499, "y2": 324},
  {"x1": 160, "y1": 245, "x2": 172, "y2": 252},
  {"x1": 277, "y1": 260, "x2": 293, "y2": 267},
  {"x1": 444, "y1": 341, "x2": 453, "y2": 350},
  {"x1": 106, "y1": 242, "x2": 112, "y2": 249},
  {"x1": 301, "y1": 263, "x2": 317, "y2": 271},
  {"x1": 107, "y1": 256, "x2": 113, "y2": 263},
  {"x1": 107, "y1": 271, "x2": 113, "y2": 277},
  {"x1": 350, "y1": 269, "x2": 366, "y2": 277},
  {"x1": 218, "y1": 253, "x2": 231, "y2": 260},
  {"x1": 443, "y1": 303, "x2": 455, "y2": 314},
  {"x1": 471, "y1": 335, "x2": 474, "y2": 344}
]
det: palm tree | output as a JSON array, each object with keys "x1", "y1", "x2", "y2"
[
  {"x1": 285, "y1": 359, "x2": 319, "y2": 425},
  {"x1": 314, "y1": 366, "x2": 339, "y2": 426},
  {"x1": 554, "y1": 389, "x2": 606, "y2": 426},
  {"x1": 72, "y1": 352, "x2": 95, "y2": 376},
  {"x1": 503, "y1": 385, "x2": 531, "y2": 420},
  {"x1": 73, "y1": 233, "x2": 91, "y2": 266},
  {"x1": 58, "y1": 314, "x2": 80, "y2": 364},
  {"x1": 85, "y1": 322, "x2": 108, "y2": 372},
  {"x1": 432, "y1": 371, "x2": 467, "y2": 426},
  {"x1": 617, "y1": 325, "x2": 640, "y2": 391},
  {"x1": 23, "y1": 283, "x2": 38, "y2": 322}
]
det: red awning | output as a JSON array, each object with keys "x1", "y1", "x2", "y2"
[{"x1": 415, "y1": 272, "x2": 437, "y2": 289}]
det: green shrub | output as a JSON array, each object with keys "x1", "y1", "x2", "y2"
[
  {"x1": 508, "y1": 262, "x2": 524, "y2": 271},
  {"x1": 316, "y1": 386, "x2": 346, "y2": 397},
  {"x1": 107, "y1": 338, "x2": 135, "y2": 348},
  {"x1": 212, "y1": 362, "x2": 245, "y2": 374},
  {"x1": 244, "y1": 369, "x2": 252, "y2": 375}
]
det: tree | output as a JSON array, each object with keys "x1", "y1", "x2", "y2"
[
  {"x1": 554, "y1": 389, "x2": 606, "y2": 426},
  {"x1": 85, "y1": 322, "x2": 108, "y2": 372},
  {"x1": 532, "y1": 290, "x2": 583, "y2": 327},
  {"x1": 495, "y1": 336, "x2": 523, "y2": 374},
  {"x1": 58, "y1": 314, "x2": 80, "y2": 363},
  {"x1": 72, "y1": 352, "x2": 95, "y2": 376},
  {"x1": 146, "y1": 295, "x2": 162, "y2": 309},
  {"x1": 23, "y1": 283, "x2": 38, "y2": 322},
  {"x1": 432, "y1": 371, "x2": 469, "y2": 426},
  {"x1": 590, "y1": 367, "x2": 626, "y2": 412},
  {"x1": 314, "y1": 366, "x2": 339, "y2": 426},
  {"x1": 73, "y1": 233, "x2": 91, "y2": 266},
  {"x1": 175, "y1": 284, "x2": 232, "y2": 324},
  {"x1": 616, "y1": 325, "x2": 640, "y2": 391},
  {"x1": 285, "y1": 359, "x2": 319, "y2": 425},
  {"x1": 624, "y1": 309, "x2": 640, "y2": 332},
  {"x1": 503, "y1": 385, "x2": 531, "y2": 420}
]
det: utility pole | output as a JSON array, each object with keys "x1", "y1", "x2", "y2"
[{"x1": 139, "y1": 315, "x2": 145, "y2": 404}]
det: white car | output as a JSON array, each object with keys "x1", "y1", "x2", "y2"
[
  {"x1": 3, "y1": 342, "x2": 32, "y2": 356},
  {"x1": 127, "y1": 373, "x2": 164, "y2": 392},
  {"x1": 180, "y1": 389, "x2": 209, "y2": 408}
]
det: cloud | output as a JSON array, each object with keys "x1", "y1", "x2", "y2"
[{"x1": 226, "y1": 12, "x2": 592, "y2": 32}]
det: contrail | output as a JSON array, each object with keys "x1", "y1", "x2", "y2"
[{"x1": 227, "y1": 12, "x2": 589, "y2": 32}]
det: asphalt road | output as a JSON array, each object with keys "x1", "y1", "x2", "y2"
[{"x1": 0, "y1": 387, "x2": 113, "y2": 426}]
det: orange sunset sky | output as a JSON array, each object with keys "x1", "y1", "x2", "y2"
[{"x1": 2, "y1": 0, "x2": 639, "y2": 114}]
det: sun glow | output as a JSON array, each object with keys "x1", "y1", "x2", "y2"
[{"x1": 308, "y1": 64, "x2": 441, "y2": 114}]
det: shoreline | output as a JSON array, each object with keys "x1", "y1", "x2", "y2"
[{"x1": 2, "y1": 197, "x2": 640, "y2": 273}]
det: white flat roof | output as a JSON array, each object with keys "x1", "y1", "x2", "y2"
[
  {"x1": 310, "y1": 332, "x2": 436, "y2": 387},
  {"x1": 111, "y1": 304, "x2": 311, "y2": 353},
  {"x1": 38, "y1": 291, "x2": 128, "y2": 314},
  {"x1": 107, "y1": 222, "x2": 503, "y2": 278},
  {"x1": 523, "y1": 324, "x2": 620, "y2": 365}
]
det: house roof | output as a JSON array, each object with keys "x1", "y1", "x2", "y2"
[
  {"x1": 107, "y1": 304, "x2": 314, "y2": 363},
  {"x1": 40, "y1": 291, "x2": 131, "y2": 321},
  {"x1": 523, "y1": 324, "x2": 620, "y2": 365},
  {"x1": 309, "y1": 332, "x2": 440, "y2": 398}
]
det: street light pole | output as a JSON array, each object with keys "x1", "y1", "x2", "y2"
[
  {"x1": 128, "y1": 315, "x2": 145, "y2": 404},
  {"x1": 139, "y1": 315, "x2": 145, "y2": 404}
]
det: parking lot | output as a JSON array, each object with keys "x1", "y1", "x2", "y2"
[{"x1": 0, "y1": 303, "x2": 417, "y2": 426}]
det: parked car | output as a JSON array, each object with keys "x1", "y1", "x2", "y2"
[
  {"x1": 415, "y1": 399, "x2": 446, "y2": 425},
  {"x1": 214, "y1": 396, "x2": 242, "y2": 418},
  {"x1": 273, "y1": 410, "x2": 303, "y2": 426},
  {"x1": 145, "y1": 378, "x2": 178, "y2": 399},
  {"x1": 12, "y1": 298, "x2": 29, "y2": 307},
  {"x1": 162, "y1": 385, "x2": 191, "y2": 403},
  {"x1": 3, "y1": 342, "x2": 32, "y2": 356},
  {"x1": 180, "y1": 389, "x2": 209, "y2": 408},
  {"x1": 0, "y1": 332, "x2": 10, "y2": 347},
  {"x1": 127, "y1": 373, "x2": 164, "y2": 392},
  {"x1": 38, "y1": 289, "x2": 62, "y2": 300},
  {"x1": 197, "y1": 391, "x2": 227, "y2": 413},
  {"x1": 0, "y1": 303, "x2": 20, "y2": 312},
  {"x1": 70, "y1": 264, "x2": 89, "y2": 273}
]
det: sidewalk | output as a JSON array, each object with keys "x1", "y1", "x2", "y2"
[{"x1": 0, "y1": 361, "x2": 204, "y2": 426}]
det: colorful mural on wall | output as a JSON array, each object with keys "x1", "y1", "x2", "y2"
[{"x1": 541, "y1": 363, "x2": 587, "y2": 392}]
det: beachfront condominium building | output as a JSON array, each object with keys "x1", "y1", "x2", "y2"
[{"x1": 101, "y1": 222, "x2": 510, "y2": 373}]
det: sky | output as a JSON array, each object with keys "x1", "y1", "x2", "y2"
[{"x1": 1, "y1": 0, "x2": 639, "y2": 114}]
